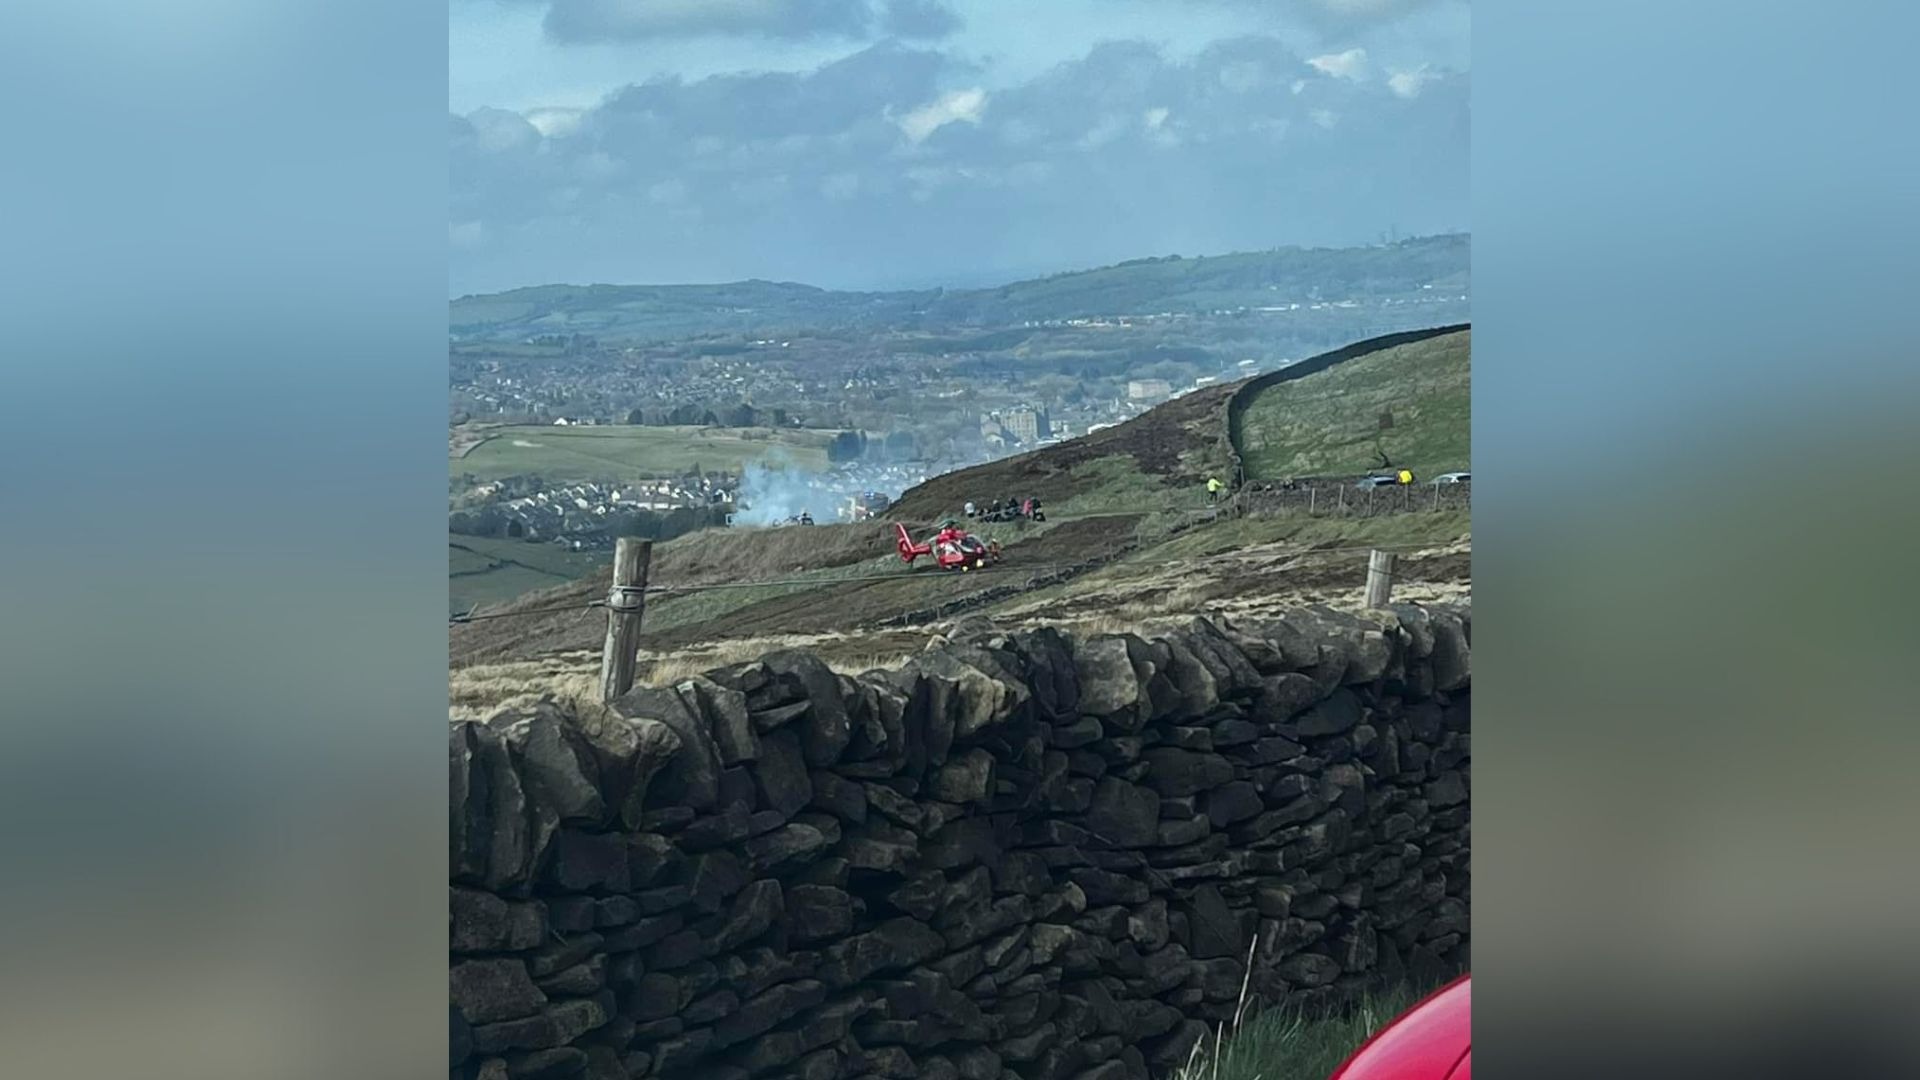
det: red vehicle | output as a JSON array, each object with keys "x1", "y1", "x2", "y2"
[
  {"x1": 1327, "y1": 974, "x2": 1470, "y2": 1080},
  {"x1": 895, "y1": 521, "x2": 998, "y2": 572}
]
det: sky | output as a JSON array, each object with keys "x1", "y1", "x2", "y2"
[{"x1": 449, "y1": 0, "x2": 1470, "y2": 296}]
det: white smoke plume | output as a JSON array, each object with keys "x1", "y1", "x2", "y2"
[
  {"x1": 733, "y1": 454, "x2": 820, "y2": 526},
  {"x1": 732, "y1": 449, "x2": 985, "y2": 527}
]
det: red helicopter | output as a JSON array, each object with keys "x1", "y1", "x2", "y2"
[{"x1": 894, "y1": 520, "x2": 1001, "y2": 572}]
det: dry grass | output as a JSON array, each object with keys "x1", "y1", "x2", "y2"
[
  {"x1": 652, "y1": 522, "x2": 897, "y2": 586},
  {"x1": 451, "y1": 501, "x2": 1469, "y2": 717},
  {"x1": 638, "y1": 639, "x2": 796, "y2": 687},
  {"x1": 449, "y1": 632, "x2": 924, "y2": 718},
  {"x1": 991, "y1": 525, "x2": 1470, "y2": 638},
  {"x1": 820, "y1": 651, "x2": 918, "y2": 676},
  {"x1": 1032, "y1": 607, "x2": 1202, "y2": 641},
  {"x1": 447, "y1": 652, "x2": 600, "y2": 720}
]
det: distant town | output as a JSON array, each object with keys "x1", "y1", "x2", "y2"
[
  {"x1": 452, "y1": 297, "x2": 1466, "y2": 549},
  {"x1": 448, "y1": 240, "x2": 1471, "y2": 573}
]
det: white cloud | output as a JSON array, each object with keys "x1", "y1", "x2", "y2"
[
  {"x1": 1388, "y1": 66, "x2": 1436, "y2": 99},
  {"x1": 893, "y1": 86, "x2": 987, "y2": 143},
  {"x1": 524, "y1": 107, "x2": 584, "y2": 138},
  {"x1": 467, "y1": 107, "x2": 541, "y2": 154},
  {"x1": 1142, "y1": 107, "x2": 1181, "y2": 147},
  {"x1": 1291, "y1": 79, "x2": 1308, "y2": 95},
  {"x1": 449, "y1": 35, "x2": 1470, "y2": 294},
  {"x1": 1307, "y1": 48, "x2": 1369, "y2": 81}
]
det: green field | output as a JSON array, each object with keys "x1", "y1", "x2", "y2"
[
  {"x1": 450, "y1": 536, "x2": 608, "y2": 615},
  {"x1": 452, "y1": 425, "x2": 832, "y2": 482},
  {"x1": 1238, "y1": 330, "x2": 1470, "y2": 481}
]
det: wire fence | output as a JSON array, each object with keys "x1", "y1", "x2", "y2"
[
  {"x1": 1231, "y1": 480, "x2": 1471, "y2": 519},
  {"x1": 449, "y1": 531, "x2": 1464, "y2": 627}
]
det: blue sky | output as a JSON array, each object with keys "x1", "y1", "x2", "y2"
[{"x1": 450, "y1": 0, "x2": 1469, "y2": 294}]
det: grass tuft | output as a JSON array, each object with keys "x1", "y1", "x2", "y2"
[{"x1": 1173, "y1": 975, "x2": 1436, "y2": 1080}]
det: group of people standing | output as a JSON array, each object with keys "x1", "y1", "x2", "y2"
[{"x1": 963, "y1": 496, "x2": 1045, "y2": 523}]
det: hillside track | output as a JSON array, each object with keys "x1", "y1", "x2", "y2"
[{"x1": 644, "y1": 515, "x2": 1146, "y2": 647}]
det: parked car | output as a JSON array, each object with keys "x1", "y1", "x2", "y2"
[
  {"x1": 1430, "y1": 472, "x2": 1471, "y2": 486},
  {"x1": 1355, "y1": 475, "x2": 1401, "y2": 490},
  {"x1": 1326, "y1": 974, "x2": 1471, "y2": 1080}
]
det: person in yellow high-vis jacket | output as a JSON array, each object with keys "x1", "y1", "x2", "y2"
[{"x1": 1206, "y1": 475, "x2": 1224, "y2": 502}]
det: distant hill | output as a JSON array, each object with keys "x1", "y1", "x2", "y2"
[{"x1": 450, "y1": 234, "x2": 1469, "y2": 343}]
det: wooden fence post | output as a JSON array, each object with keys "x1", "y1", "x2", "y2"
[
  {"x1": 1308, "y1": 486, "x2": 1317, "y2": 516},
  {"x1": 1432, "y1": 483, "x2": 1441, "y2": 511},
  {"x1": 1365, "y1": 549, "x2": 1396, "y2": 608},
  {"x1": 600, "y1": 537, "x2": 653, "y2": 703}
]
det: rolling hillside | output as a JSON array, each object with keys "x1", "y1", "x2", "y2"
[
  {"x1": 886, "y1": 379, "x2": 1241, "y2": 521},
  {"x1": 889, "y1": 324, "x2": 1470, "y2": 521},
  {"x1": 450, "y1": 234, "x2": 1468, "y2": 343},
  {"x1": 452, "y1": 324, "x2": 1472, "y2": 682},
  {"x1": 1235, "y1": 328, "x2": 1470, "y2": 480}
]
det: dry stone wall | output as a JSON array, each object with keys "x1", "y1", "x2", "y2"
[{"x1": 450, "y1": 604, "x2": 1470, "y2": 1080}]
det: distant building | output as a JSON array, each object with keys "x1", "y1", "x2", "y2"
[
  {"x1": 1002, "y1": 405, "x2": 1050, "y2": 444},
  {"x1": 980, "y1": 404, "x2": 1051, "y2": 446},
  {"x1": 1127, "y1": 379, "x2": 1173, "y2": 401}
]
